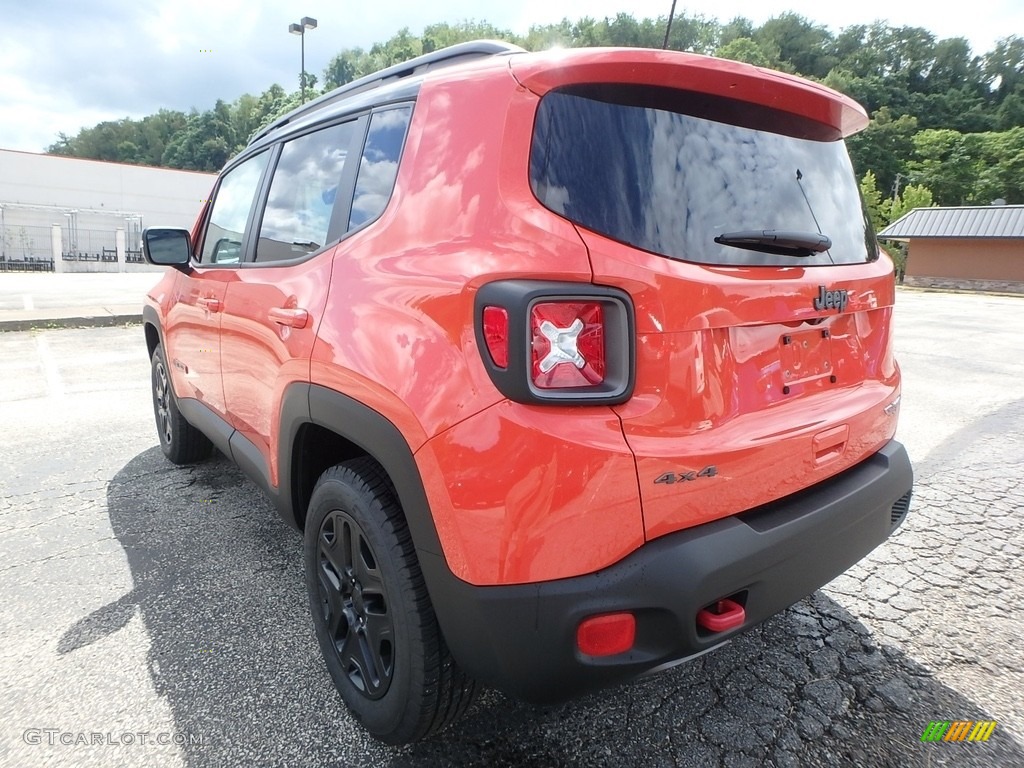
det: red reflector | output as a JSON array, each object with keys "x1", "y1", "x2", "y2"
[
  {"x1": 531, "y1": 301, "x2": 605, "y2": 389},
  {"x1": 696, "y1": 598, "x2": 746, "y2": 633},
  {"x1": 482, "y1": 306, "x2": 509, "y2": 368},
  {"x1": 576, "y1": 612, "x2": 635, "y2": 657}
]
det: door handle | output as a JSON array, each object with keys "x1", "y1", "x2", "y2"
[
  {"x1": 268, "y1": 307, "x2": 309, "y2": 329},
  {"x1": 197, "y1": 297, "x2": 222, "y2": 312}
]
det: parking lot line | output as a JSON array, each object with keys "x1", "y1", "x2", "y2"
[{"x1": 35, "y1": 334, "x2": 65, "y2": 399}]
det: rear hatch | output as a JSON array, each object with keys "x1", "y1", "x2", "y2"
[{"x1": 515, "y1": 52, "x2": 902, "y2": 540}]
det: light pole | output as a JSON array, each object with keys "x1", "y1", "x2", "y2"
[{"x1": 289, "y1": 16, "x2": 318, "y2": 103}]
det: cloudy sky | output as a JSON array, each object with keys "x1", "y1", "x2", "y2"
[{"x1": 2, "y1": 0, "x2": 1021, "y2": 154}]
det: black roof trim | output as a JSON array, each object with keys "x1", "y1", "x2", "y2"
[{"x1": 252, "y1": 40, "x2": 525, "y2": 143}]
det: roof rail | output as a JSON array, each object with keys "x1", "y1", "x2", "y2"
[{"x1": 253, "y1": 40, "x2": 525, "y2": 142}]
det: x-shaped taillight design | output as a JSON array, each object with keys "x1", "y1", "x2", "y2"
[
  {"x1": 531, "y1": 302, "x2": 605, "y2": 388},
  {"x1": 536, "y1": 318, "x2": 586, "y2": 373}
]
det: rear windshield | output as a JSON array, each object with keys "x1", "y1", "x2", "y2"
[{"x1": 529, "y1": 85, "x2": 876, "y2": 267}]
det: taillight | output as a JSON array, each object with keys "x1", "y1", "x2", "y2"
[
  {"x1": 475, "y1": 281, "x2": 634, "y2": 405},
  {"x1": 530, "y1": 302, "x2": 605, "y2": 388},
  {"x1": 482, "y1": 306, "x2": 509, "y2": 368}
]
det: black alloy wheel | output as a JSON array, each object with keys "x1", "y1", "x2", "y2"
[
  {"x1": 316, "y1": 508, "x2": 394, "y2": 699},
  {"x1": 153, "y1": 353, "x2": 174, "y2": 447},
  {"x1": 303, "y1": 458, "x2": 477, "y2": 744},
  {"x1": 149, "y1": 344, "x2": 212, "y2": 464}
]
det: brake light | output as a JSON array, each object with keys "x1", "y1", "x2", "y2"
[
  {"x1": 530, "y1": 302, "x2": 605, "y2": 389},
  {"x1": 482, "y1": 306, "x2": 509, "y2": 368}
]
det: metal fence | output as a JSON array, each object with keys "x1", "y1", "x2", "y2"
[
  {"x1": 1, "y1": 224, "x2": 52, "y2": 262},
  {"x1": 0, "y1": 207, "x2": 153, "y2": 273},
  {"x1": 61, "y1": 228, "x2": 117, "y2": 262},
  {"x1": 0, "y1": 256, "x2": 54, "y2": 272}
]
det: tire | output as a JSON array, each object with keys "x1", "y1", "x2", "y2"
[
  {"x1": 150, "y1": 344, "x2": 213, "y2": 465},
  {"x1": 304, "y1": 458, "x2": 477, "y2": 744}
]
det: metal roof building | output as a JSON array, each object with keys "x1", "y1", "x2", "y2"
[
  {"x1": 879, "y1": 205, "x2": 1024, "y2": 241},
  {"x1": 878, "y1": 205, "x2": 1024, "y2": 293}
]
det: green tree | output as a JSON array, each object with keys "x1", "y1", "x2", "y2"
[
  {"x1": 996, "y1": 90, "x2": 1024, "y2": 129},
  {"x1": 136, "y1": 110, "x2": 190, "y2": 165},
  {"x1": 882, "y1": 182, "x2": 935, "y2": 224},
  {"x1": 47, "y1": 132, "x2": 75, "y2": 156},
  {"x1": 718, "y1": 17, "x2": 755, "y2": 48},
  {"x1": 755, "y1": 13, "x2": 834, "y2": 77},
  {"x1": 716, "y1": 37, "x2": 779, "y2": 68},
  {"x1": 911, "y1": 86, "x2": 994, "y2": 132},
  {"x1": 160, "y1": 101, "x2": 236, "y2": 172},
  {"x1": 925, "y1": 38, "x2": 980, "y2": 94},
  {"x1": 871, "y1": 24, "x2": 936, "y2": 86},
  {"x1": 880, "y1": 182, "x2": 935, "y2": 282},
  {"x1": 663, "y1": 13, "x2": 719, "y2": 54},
  {"x1": 833, "y1": 25, "x2": 884, "y2": 76},
  {"x1": 602, "y1": 13, "x2": 660, "y2": 48},
  {"x1": 323, "y1": 48, "x2": 370, "y2": 88},
  {"x1": 859, "y1": 171, "x2": 886, "y2": 234},
  {"x1": 985, "y1": 36, "x2": 1024, "y2": 100},
  {"x1": 908, "y1": 128, "x2": 977, "y2": 204},
  {"x1": 845, "y1": 107, "x2": 918, "y2": 196},
  {"x1": 822, "y1": 68, "x2": 891, "y2": 115},
  {"x1": 524, "y1": 18, "x2": 577, "y2": 49},
  {"x1": 421, "y1": 20, "x2": 520, "y2": 53},
  {"x1": 976, "y1": 127, "x2": 1024, "y2": 203},
  {"x1": 369, "y1": 27, "x2": 422, "y2": 67}
]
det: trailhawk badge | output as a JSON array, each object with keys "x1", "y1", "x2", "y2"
[{"x1": 814, "y1": 285, "x2": 849, "y2": 312}]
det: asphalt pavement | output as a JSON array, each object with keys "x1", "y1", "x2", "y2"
[
  {"x1": 0, "y1": 282, "x2": 1022, "y2": 767},
  {"x1": 0, "y1": 272, "x2": 162, "y2": 331}
]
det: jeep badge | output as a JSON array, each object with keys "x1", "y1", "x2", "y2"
[{"x1": 814, "y1": 285, "x2": 849, "y2": 312}]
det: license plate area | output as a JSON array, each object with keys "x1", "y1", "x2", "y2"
[{"x1": 780, "y1": 328, "x2": 833, "y2": 387}]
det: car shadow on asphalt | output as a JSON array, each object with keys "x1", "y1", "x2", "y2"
[{"x1": 56, "y1": 446, "x2": 1024, "y2": 768}]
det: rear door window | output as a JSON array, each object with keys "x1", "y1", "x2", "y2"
[{"x1": 530, "y1": 86, "x2": 876, "y2": 267}]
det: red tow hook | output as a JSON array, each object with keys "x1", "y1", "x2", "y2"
[{"x1": 697, "y1": 598, "x2": 746, "y2": 633}]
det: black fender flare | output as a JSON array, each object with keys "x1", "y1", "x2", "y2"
[
  {"x1": 142, "y1": 304, "x2": 165, "y2": 358},
  {"x1": 301, "y1": 384, "x2": 446, "y2": 558},
  {"x1": 298, "y1": 385, "x2": 473, "y2": 660}
]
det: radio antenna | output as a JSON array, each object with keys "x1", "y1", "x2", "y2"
[{"x1": 663, "y1": 0, "x2": 678, "y2": 49}]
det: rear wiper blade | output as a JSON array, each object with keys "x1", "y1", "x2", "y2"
[{"x1": 714, "y1": 230, "x2": 832, "y2": 257}]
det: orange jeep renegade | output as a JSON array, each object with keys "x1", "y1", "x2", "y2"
[{"x1": 142, "y1": 41, "x2": 913, "y2": 744}]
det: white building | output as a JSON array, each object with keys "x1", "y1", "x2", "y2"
[{"x1": 0, "y1": 149, "x2": 217, "y2": 272}]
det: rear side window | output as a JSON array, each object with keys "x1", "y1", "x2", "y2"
[
  {"x1": 349, "y1": 106, "x2": 412, "y2": 230},
  {"x1": 530, "y1": 86, "x2": 876, "y2": 267},
  {"x1": 256, "y1": 120, "x2": 357, "y2": 262}
]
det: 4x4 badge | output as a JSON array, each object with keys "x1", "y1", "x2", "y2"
[{"x1": 814, "y1": 285, "x2": 848, "y2": 312}]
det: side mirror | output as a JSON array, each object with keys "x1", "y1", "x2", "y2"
[{"x1": 143, "y1": 227, "x2": 192, "y2": 270}]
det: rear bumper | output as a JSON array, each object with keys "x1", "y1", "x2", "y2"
[{"x1": 423, "y1": 440, "x2": 913, "y2": 703}]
